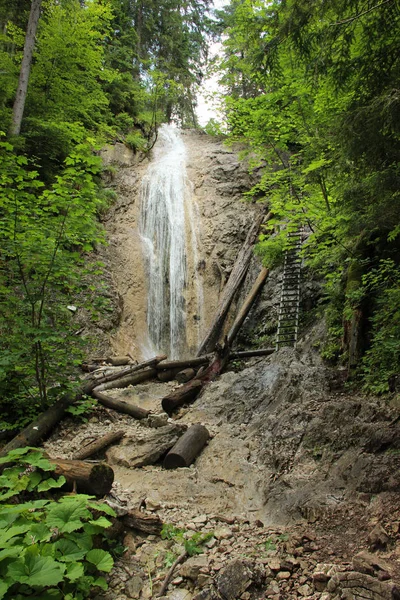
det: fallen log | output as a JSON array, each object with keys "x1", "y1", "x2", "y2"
[
  {"x1": 230, "y1": 348, "x2": 275, "y2": 359},
  {"x1": 197, "y1": 211, "x2": 272, "y2": 356},
  {"x1": 51, "y1": 458, "x2": 114, "y2": 496},
  {"x1": 92, "y1": 367, "x2": 157, "y2": 392},
  {"x1": 163, "y1": 424, "x2": 210, "y2": 469},
  {"x1": 161, "y1": 344, "x2": 230, "y2": 416},
  {"x1": 107, "y1": 356, "x2": 131, "y2": 366},
  {"x1": 157, "y1": 368, "x2": 182, "y2": 382},
  {"x1": 92, "y1": 390, "x2": 149, "y2": 420},
  {"x1": 0, "y1": 395, "x2": 76, "y2": 459},
  {"x1": 175, "y1": 368, "x2": 196, "y2": 384},
  {"x1": 73, "y1": 430, "x2": 125, "y2": 460},
  {"x1": 227, "y1": 267, "x2": 270, "y2": 345},
  {"x1": 122, "y1": 509, "x2": 163, "y2": 534},
  {"x1": 156, "y1": 356, "x2": 211, "y2": 371},
  {"x1": 162, "y1": 380, "x2": 203, "y2": 416},
  {"x1": 85, "y1": 355, "x2": 167, "y2": 391}
]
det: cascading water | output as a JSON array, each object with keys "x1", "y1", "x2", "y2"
[{"x1": 139, "y1": 125, "x2": 202, "y2": 359}]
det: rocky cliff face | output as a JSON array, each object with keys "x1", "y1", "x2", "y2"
[{"x1": 100, "y1": 131, "x2": 262, "y2": 360}]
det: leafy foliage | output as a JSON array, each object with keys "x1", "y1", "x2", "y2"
[
  {"x1": 217, "y1": 0, "x2": 400, "y2": 388},
  {"x1": 0, "y1": 448, "x2": 116, "y2": 600}
]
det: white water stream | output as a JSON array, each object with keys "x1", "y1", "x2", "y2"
[{"x1": 139, "y1": 125, "x2": 202, "y2": 359}]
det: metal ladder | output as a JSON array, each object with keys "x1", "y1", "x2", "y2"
[{"x1": 275, "y1": 229, "x2": 303, "y2": 349}]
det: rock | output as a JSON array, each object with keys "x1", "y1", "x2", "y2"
[
  {"x1": 148, "y1": 413, "x2": 169, "y2": 428},
  {"x1": 167, "y1": 589, "x2": 193, "y2": 600},
  {"x1": 268, "y1": 558, "x2": 281, "y2": 572},
  {"x1": 327, "y1": 571, "x2": 400, "y2": 599},
  {"x1": 214, "y1": 527, "x2": 233, "y2": 540},
  {"x1": 297, "y1": 584, "x2": 312, "y2": 597},
  {"x1": 145, "y1": 496, "x2": 161, "y2": 511},
  {"x1": 352, "y1": 550, "x2": 393, "y2": 578},
  {"x1": 313, "y1": 563, "x2": 339, "y2": 591},
  {"x1": 276, "y1": 571, "x2": 290, "y2": 580},
  {"x1": 216, "y1": 560, "x2": 252, "y2": 600},
  {"x1": 192, "y1": 588, "x2": 220, "y2": 600},
  {"x1": 179, "y1": 556, "x2": 209, "y2": 581},
  {"x1": 125, "y1": 576, "x2": 143, "y2": 599},
  {"x1": 107, "y1": 423, "x2": 185, "y2": 467},
  {"x1": 193, "y1": 514, "x2": 208, "y2": 524},
  {"x1": 368, "y1": 524, "x2": 390, "y2": 551}
]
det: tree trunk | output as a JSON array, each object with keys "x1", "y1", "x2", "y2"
[
  {"x1": 227, "y1": 267, "x2": 269, "y2": 345},
  {"x1": 156, "y1": 356, "x2": 211, "y2": 371},
  {"x1": 92, "y1": 390, "x2": 149, "y2": 420},
  {"x1": 230, "y1": 348, "x2": 275, "y2": 359},
  {"x1": 84, "y1": 355, "x2": 167, "y2": 391},
  {"x1": 51, "y1": 458, "x2": 114, "y2": 496},
  {"x1": 92, "y1": 367, "x2": 157, "y2": 392},
  {"x1": 157, "y1": 368, "x2": 182, "y2": 382},
  {"x1": 161, "y1": 344, "x2": 230, "y2": 416},
  {"x1": 122, "y1": 510, "x2": 163, "y2": 534},
  {"x1": 73, "y1": 430, "x2": 125, "y2": 460},
  {"x1": 175, "y1": 368, "x2": 196, "y2": 384},
  {"x1": 10, "y1": 0, "x2": 42, "y2": 136},
  {"x1": 163, "y1": 424, "x2": 210, "y2": 469},
  {"x1": 161, "y1": 380, "x2": 203, "y2": 416},
  {"x1": 107, "y1": 356, "x2": 131, "y2": 366},
  {"x1": 197, "y1": 212, "x2": 272, "y2": 356},
  {"x1": 0, "y1": 395, "x2": 76, "y2": 458}
]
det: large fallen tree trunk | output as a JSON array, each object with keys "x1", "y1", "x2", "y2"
[
  {"x1": 73, "y1": 430, "x2": 125, "y2": 460},
  {"x1": 162, "y1": 344, "x2": 230, "y2": 415},
  {"x1": 51, "y1": 458, "x2": 114, "y2": 496},
  {"x1": 92, "y1": 390, "x2": 149, "y2": 420},
  {"x1": 85, "y1": 355, "x2": 167, "y2": 391},
  {"x1": 92, "y1": 367, "x2": 157, "y2": 393},
  {"x1": 164, "y1": 424, "x2": 210, "y2": 469},
  {"x1": 156, "y1": 356, "x2": 211, "y2": 371},
  {"x1": 227, "y1": 267, "x2": 270, "y2": 345},
  {"x1": 0, "y1": 395, "x2": 76, "y2": 458},
  {"x1": 230, "y1": 348, "x2": 275, "y2": 359},
  {"x1": 197, "y1": 212, "x2": 272, "y2": 356}
]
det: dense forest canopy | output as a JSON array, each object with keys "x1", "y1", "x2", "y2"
[
  {"x1": 215, "y1": 0, "x2": 400, "y2": 392},
  {"x1": 0, "y1": 0, "x2": 399, "y2": 437}
]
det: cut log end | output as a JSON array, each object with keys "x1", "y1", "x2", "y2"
[{"x1": 53, "y1": 459, "x2": 114, "y2": 496}]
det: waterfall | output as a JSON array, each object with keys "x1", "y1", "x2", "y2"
[{"x1": 139, "y1": 125, "x2": 202, "y2": 359}]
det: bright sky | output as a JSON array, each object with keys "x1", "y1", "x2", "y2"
[{"x1": 195, "y1": 0, "x2": 228, "y2": 127}]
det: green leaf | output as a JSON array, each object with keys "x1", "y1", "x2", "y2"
[
  {"x1": 37, "y1": 476, "x2": 66, "y2": 492},
  {"x1": 54, "y1": 539, "x2": 86, "y2": 562},
  {"x1": 25, "y1": 523, "x2": 52, "y2": 544},
  {"x1": 0, "y1": 580, "x2": 8, "y2": 600},
  {"x1": 93, "y1": 576, "x2": 108, "y2": 590},
  {"x1": 65, "y1": 561, "x2": 84, "y2": 582},
  {"x1": 85, "y1": 549, "x2": 114, "y2": 572},
  {"x1": 0, "y1": 546, "x2": 24, "y2": 562},
  {"x1": 45, "y1": 497, "x2": 92, "y2": 533},
  {"x1": 87, "y1": 501, "x2": 116, "y2": 517},
  {"x1": 6, "y1": 554, "x2": 65, "y2": 586}
]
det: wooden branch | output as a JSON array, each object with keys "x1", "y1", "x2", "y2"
[
  {"x1": 73, "y1": 430, "x2": 125, "y2": 460},
  {"x1": 227, "y1": 267, "x2": 269, "y2": 345},
  {"x1": 157, "y1": 368, "x2": 182, "y2": 382},
  {"x1": 0, "y1": 395, "x2": 76, "y2": 459},
  {"x1": 158, "y1": 551, "x2": 188, "y2": 597},
  {"x1": 93, "y1": 367, "x2": 157, "y2": 392},
  {"x1": 92, "y1": 390, "x2": 149, "y2": 420},
  {"x1": 230, "y1": 348, "x2": 275, "y2": 359},
  {"x1": 107, "y1": 356, "x2": 131, "y2": 366},
  {"x1": 122, "y1": 509, "x2": 163, "y2": 534},
  {"x1": 51, "y1": 458, "x2": 114, "y2": 496},
  {"x1": 161, "y1": 344, "x2": 230, "y2": 416},
  {"x1": 164, "y1": 424, "x2": 210, "y2": 468},
  {"x1": 86, "y1": 355, "x2": 167, "y2": 389},
  {"x1": 175, "y1": 368, "x2": 196, "y2": 384},
  {"x1": 156, "y1": 356, "x2": 211, "y2": 371},
  {"x1": 197, "y1": 212, "x2": 272, "y2": 356}
]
